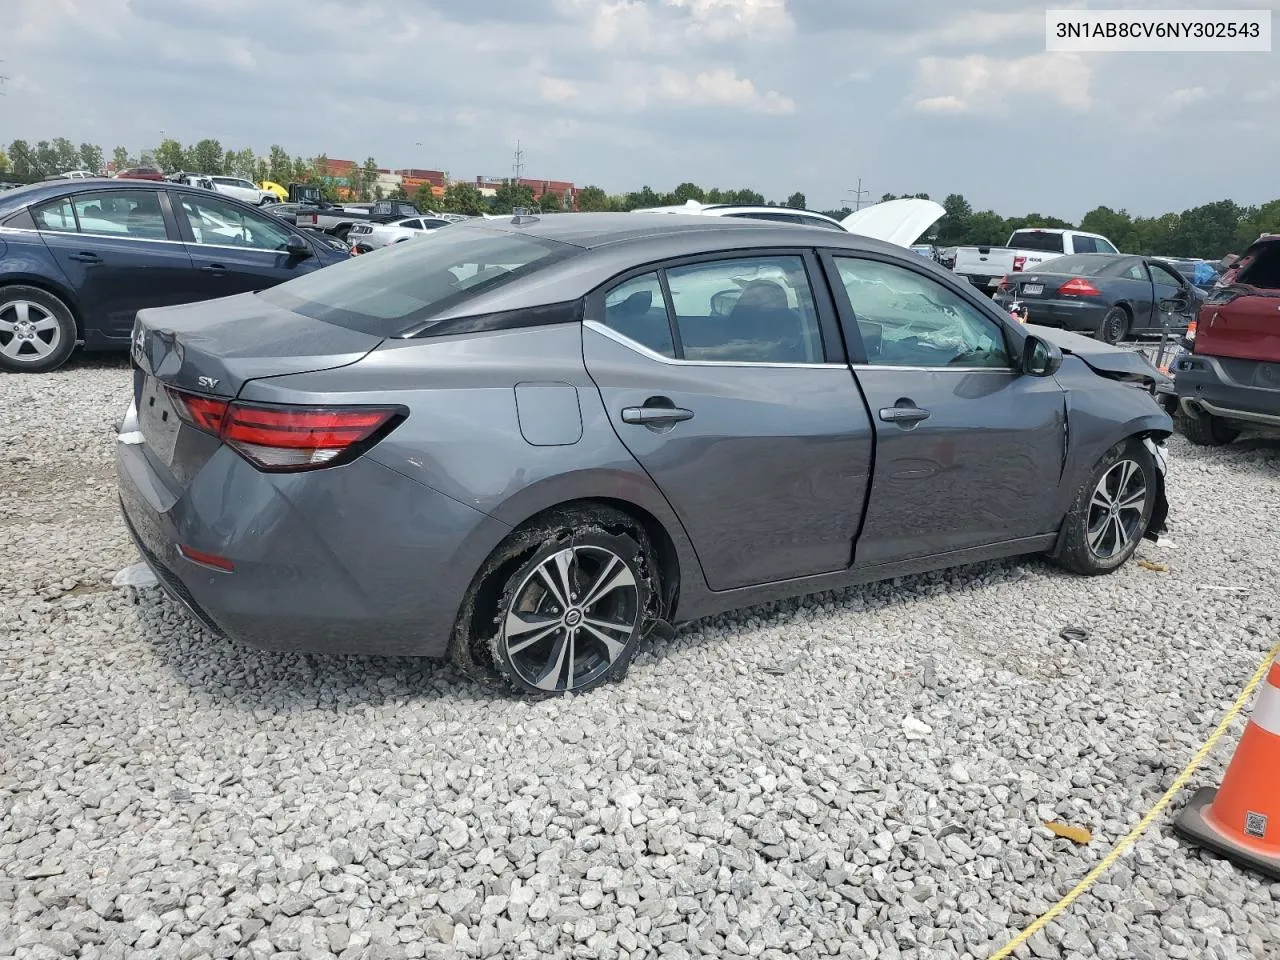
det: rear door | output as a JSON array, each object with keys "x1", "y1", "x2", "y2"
[
  {"x1": 582, "y1": 251, "x2": 874, "y2": 591},
  {"x1": 1198, "y1": 296, "x2": 1280, "y2": 361},
  {"x1": 31, "y1": 189, "x2": 195, "y2": 342},
  {"x1": 172, "y1": 190, "x2": 322, "y2": 297},
  {"x1": 825, "y1": 252, "x2": 1067, "y2": 567}
]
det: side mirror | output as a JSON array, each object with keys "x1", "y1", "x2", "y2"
[
  {"x1": 1022, "y1": 334, "x2": 1062, "y2": 377},
  {"x1": 285, "y1": 234, "x2": 312, "y2": 258}
]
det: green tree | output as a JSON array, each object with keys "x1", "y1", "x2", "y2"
[
  {"x1": 442, "y1": 182, "x2": 484, "y2": 216},
  {"x1": 254, "y1": 158, "x2": 270, "y2": 185},
  {"x1": 8, "y1": 140, "x2": 36, "y2": 179},
  {"x1": 78, "y1": 142, "x2": 104, "y2": 174},
  {"x1": 413, "y1": 183, "x2": 435, "y2": 211},
  {"x1": 154, "y1": 138, "x2": 188, "y2": 173},
  {"x1": 672, "y1": 182, "x2": 705, "y2": 204},
  {"x1": 189, "y1": 139, "x2": 223, "y2": 175},
  {"x1": 267, "y1": 144, "x2": 292, "y2": 185},
  {"x1": 112, "y1": 145, "x2": 131, "y2": 172},
  {"x1": 539, "y1": 189, "x2": 563, "y2": 212},
  {"x1": 576, "y1": 185, "x2": 611, "y2": 212},
  {"x1": 361, "y1": 157, "x2": 379, "y2": 201},
  {"x1": 0, "y1": 148, "x2": 8, "y2": 175},
  {"x1": 52, "y1": 137, "x2": 79, "y2": 172},
  {"x1": 966, "y1": 210, "x2": 1007, "y2": 246},
  {"x1": 492, "y1": 181, "x2": 537, "y2": 213},
  {"x1": 34, "y1": 141, "x2": 57, "y2": 177},
  {"x1": 936, "y1": 193, "x2": 972, "y2": 245},
  {"x1": 785, "y1": 192, "x2": 806, "y2": 210}
]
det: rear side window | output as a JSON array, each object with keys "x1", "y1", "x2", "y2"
[
  {"x1": 74, "y1": 190, "x2": 169, "y2": 240},
  {"x1": 32, "y1": 198, "x2": 77, "y2": 233},
  {"x1": 1010, "y1": 230, "x2": 1065, "y2": 254},
  {"x1": 665, "y1": 256, "x2": 823, "y2": 364},
  {"x1": 1072, "y1": 236, "x2": 1098, "y2": 254},
  {"x1": 602, "y1": 273, "x2": 674, "y2": 358},
  {"x1": 259, "y1": 228, "x2": 576, "y2": 336}
]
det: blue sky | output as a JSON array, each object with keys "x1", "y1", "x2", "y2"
[{"x1": 1, "y1": 0, "x2": 1276, "y2": 219}]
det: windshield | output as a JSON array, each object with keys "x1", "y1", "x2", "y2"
[
  {"x1": 1009, "y1": 230, "x2": 1065, "y2": 254},
  {"x1": 1030, "y1": 254, "x2": 1121, "y2": 276},
  {"x1": 259, "y1": 227, "x2": 577, "y2": 336}
]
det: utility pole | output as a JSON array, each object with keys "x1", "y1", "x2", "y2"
[
  {"x1": 512, "y1": 140, "x2": 525, "y2": 184},
  {"x1": 847, "y1": 178, "x2": 869, "y2": 212}
]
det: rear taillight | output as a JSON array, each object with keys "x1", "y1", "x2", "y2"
[
  {"x1": 1012, "y1": 256, "x2": 1027, "y2": 272},
  {"x1": 996, "y1": 275, "x2": 1010, "y2": 290},
  {"x1": 167, "y1": 387, "x2": 402, "y2": 472},
  {"x1": 1057, "y1": 277, "x2": 1100, "y2": 297}
]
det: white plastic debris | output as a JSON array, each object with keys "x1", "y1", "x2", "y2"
[{"x1": 112, "y1": 563, "x2": 158, "y2": 589}]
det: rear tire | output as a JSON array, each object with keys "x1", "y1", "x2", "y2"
[
  {"x1": 469, "y1": 507, "x2": 659, "y2": 695},
  {"x1": 1097, "y1": 306, "x2": 1130, "y2": 345},
  {"x1": 0, "y1": 285, "x2": 78, "y2": 373},
  {"x1": 1053, "y1": 438, "x2": 1157, "y2": 576},
  {"x1": 1175, "y1": 409, "x2": 1240, "y2": 446}
]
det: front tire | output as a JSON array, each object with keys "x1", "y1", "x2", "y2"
[
  {"x1": 484, "y1": 508, "x2": 658, "y2": 695},
  {"x1": 1053, "y1": 439, "x2": 1157, "y2": 575},
  {"x1": 0, "y1": 286, "x2": 78, "y2": 373},
  {"x1": 1175, "y1": 409, "x2": 1239, "y2": 446},
  {"x1": 1097, "y1": 306, "x2": 1130, "y2": 345}
]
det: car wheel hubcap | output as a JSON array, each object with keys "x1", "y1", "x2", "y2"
[
  {"x1": 502, "y1": 545, "x2": 639, "y2": 692},
  {"x1": 0, "y1": 301, "x2": 60, "y2": 360},
  {"x1": 1087, "y1": 459, "x2": 1147, "y2": 559}
]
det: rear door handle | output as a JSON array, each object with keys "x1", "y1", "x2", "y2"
[
  {"x1": 68, "y1": 252, "x2": 102, "y2": 264},
  {"x1": 621, "y1": 405, "x2": 694, "y2": 425},
  {"x1": 202, "y1": 264, "x2": 227, "y2": 275},
  {"x1": 879, "y1": 404, "x2": 931, "y2": 424}
]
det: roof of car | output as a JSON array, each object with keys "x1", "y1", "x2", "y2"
[{"x1": 463, "y1": 211, "x2": 803, "y2": 249}]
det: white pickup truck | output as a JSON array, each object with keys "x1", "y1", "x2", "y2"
[{"x1": 953, "y1": 228, "x2": 1119, "y2": 294}]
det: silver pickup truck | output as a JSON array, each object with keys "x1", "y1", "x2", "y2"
[
  {"x1": 953, "y1": 228, "x2": 1119, "y2": 295},
  {"x1": 293, "y1": 198, "x2": 424, "y2": 241}
]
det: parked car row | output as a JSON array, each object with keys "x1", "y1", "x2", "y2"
[
  {"x1": 115, "y1": 210, "x2": 1171, "y2": 693},
  {"x1": 0, "y1": 179, "x2": 349, "y2": 371}
]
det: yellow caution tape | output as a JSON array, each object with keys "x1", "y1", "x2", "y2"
[{"x1": 988, "y1": 638, "x2": 1280, "y2": 960}]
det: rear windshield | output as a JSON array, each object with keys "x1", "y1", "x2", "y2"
[
  {"x1": 1236, "y1": 242, "x2": 1280, "y2": 289},
  {"x1": 1029, "y1": 254, "x2": 1120, "y2": 276},
  {"x1": 1009, "y1": 230, "x2": 1065, "y2": 254},
  {"x1": 259, "y1": 228, "x2": 577, "y2": 336}
]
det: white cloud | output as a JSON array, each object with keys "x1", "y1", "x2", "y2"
[
  {"x1": 537, "y1": 76, "x2": 579, "y2": 103},
  {"x1": 656, "y1": 67, "x2": 796, "y2": 113},
  {"x1": 663, "y1": 0, "x2": 794, "y2": 40},
  {"x1": 911, "y1": 52, "x2": 1094, "y2": 113},
  {"x1": 1168, "y1": 86, "x2": 1207, "y2": 108},
  {"x1": 888, "y1": 7, "x2": 1052, "y2": 54}
]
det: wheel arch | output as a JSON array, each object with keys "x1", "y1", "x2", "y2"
[{"x1": 0, "y1": 275, "x2": 86, "y2": 339}]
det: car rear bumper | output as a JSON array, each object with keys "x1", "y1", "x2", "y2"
[
  {"x1": 1174, "y1": 354, "x2": 1280, "y2": 427},
  {"x1": 116, "y1": 426, "x2": 510, "y2": 657},
  {"x1": 1008, "y1": 297, "x2": 1106, "y2": 332}
]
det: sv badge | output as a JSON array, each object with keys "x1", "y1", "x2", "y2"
[{"x1": 197, "y1": 376, "x2": 220, "y2": 390}]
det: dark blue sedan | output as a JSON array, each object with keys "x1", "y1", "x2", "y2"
[{"x1": 0, "y1": 179, "x2": 349, "y2": 372}]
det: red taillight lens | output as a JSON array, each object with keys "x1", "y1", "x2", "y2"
[
  {"x1": 167, "y1": 387, "x2": 401, "y2": 472},
  {"x1": 1057, "y1": 277, "x2": 1101, "y2": 297},
  {"x1": 1012, "y1": 256, "x2": 1027, "y2": 272}
]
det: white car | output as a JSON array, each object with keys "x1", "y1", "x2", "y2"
[
  {"x1": 632, "y1": 197, "x2": 946, "y2": 248},
  {"x1": 346, "y1": 216, "x2": 455, "y2": 250},
  {"x1": 209, "y1": 176, "x2": 277, "y2": 206}
]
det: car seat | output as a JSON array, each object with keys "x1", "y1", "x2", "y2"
[{"x1": 724, "y1": 278, "x2": 809, "y2": 362}]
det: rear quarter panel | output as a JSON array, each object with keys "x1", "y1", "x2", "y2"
[{"x1": 238, "y1": 322, "x2": 710, "y2": 609}]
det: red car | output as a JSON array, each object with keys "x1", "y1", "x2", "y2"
[
  {"x1": 114, "y1": 165, "x2": 166, "y2": 181},
  {"x1": 1174, "y1": 235, "x2": 1280, "y2": 444}
]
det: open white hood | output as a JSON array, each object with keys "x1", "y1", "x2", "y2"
[{"x1": 841, "y1": 198, "x2": 945, "y2": 248}]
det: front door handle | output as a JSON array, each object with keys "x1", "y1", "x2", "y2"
[
  {"x1": 621, "y1": 405, "x2": 694, "y2": 426},
  {"x1": 202, "y1": 264, "x2": 227, "y2": 275},
  {"x1": 879, "y1": 404, "x2": 931, "y2": 424},
  {"x1": 69, "y1": 252, "x2": 102, "y2": 264}
]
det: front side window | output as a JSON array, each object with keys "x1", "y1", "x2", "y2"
[
  {"x1": 73, "y1": 190, "x2": 168, "y2": 240},
  {"x1": 32, "y1": 198, "x2": 77, "y2": 232},
  {"x1": 259, "y1": 227, "x2": 576, "y2": 337},
  {"x1": 177, "y1": 193, "x2": 292, "y2": 251},
  {"x1": 834, "y1": 257, "x2": 1011, "y2": 368},
  {"x1": 664, "y1": 256, "x2": 823, "y2": 364},
  {"x1": 1072, "y1": 236, "x2": 1098, "y2": 254},
  {"x1": 602, "y1": 273, "x2": 674, "y2": 358},
  {"x1": 1149, "y1": 262, "x2": 1184, "y2": 292}
]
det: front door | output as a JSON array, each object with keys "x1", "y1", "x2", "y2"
[
  {"x1": 171, "y1": 190, "x2": 321, "y2": 298},
  {"x1": 583, "y1": 254, "x2": 874, "y2": 591},
  {"x1": 825, "y1": 253, "x2": 1067, "y2": 567},
  {"x1": 32, "y1": 189, "x2": 194, "y2": 342}
]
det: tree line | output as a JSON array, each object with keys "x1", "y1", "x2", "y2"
[{"x1": 1, "y1": 137, "x2": 1274, "y2": 259}]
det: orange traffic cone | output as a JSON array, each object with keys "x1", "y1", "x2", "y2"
[{"x1": 1175, "y1": 656, "x2": 1280, "y2": 878}]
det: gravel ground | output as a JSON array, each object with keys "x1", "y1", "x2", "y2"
[{"x1": 3, "y1": 355, "x2": 1279, "y2": 960}]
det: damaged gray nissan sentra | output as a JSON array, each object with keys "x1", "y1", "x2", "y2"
[{"x1": 117, "y1": 212, "x2": 1171, "y2": 694}]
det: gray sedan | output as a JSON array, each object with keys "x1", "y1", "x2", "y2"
[{"x1": 118, "y1": 214, "x2": 1172, "y2": 694}]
